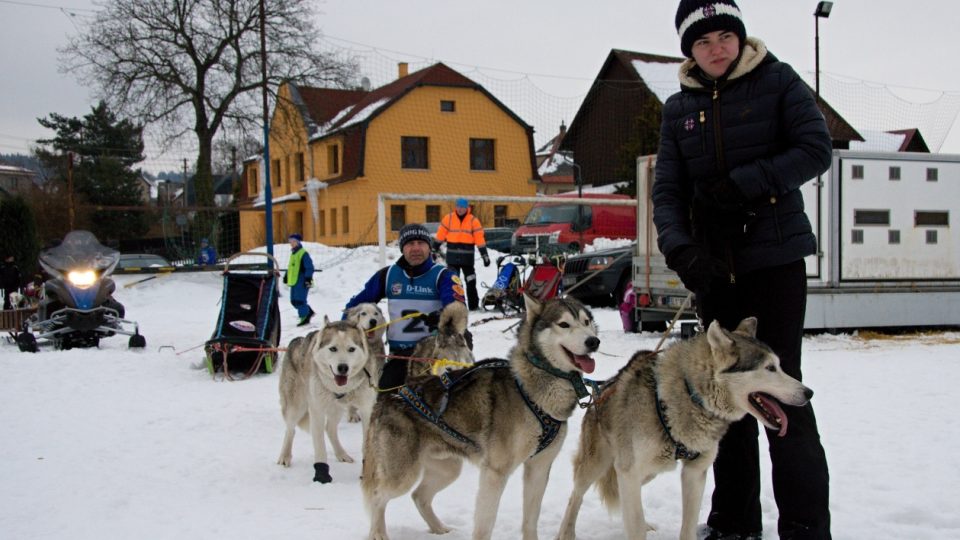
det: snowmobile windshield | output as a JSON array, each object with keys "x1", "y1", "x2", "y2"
[{"x1": 39, "y1": 230, "x2": 120, "y2": 278}]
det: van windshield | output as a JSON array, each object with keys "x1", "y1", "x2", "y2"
[{"x1": 523, "y1": 204, "x2": 589, "y2": 225}]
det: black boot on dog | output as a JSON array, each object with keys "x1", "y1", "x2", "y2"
[{"x1": 313, "y1": 462, "x2": 332, "y2": 483}]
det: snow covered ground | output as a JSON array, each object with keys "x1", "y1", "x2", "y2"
[{"x1": 2, "y1": 242, "x2": 958, "y2": 539}]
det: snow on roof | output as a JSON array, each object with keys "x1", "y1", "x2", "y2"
[
  {"x1": 252, "y1": 192, "x2": 303, "y2": 207},
  {"x1": 309, "y1": 97, "x2": 391, "y2": 142},
  {"x1": 849, "y1": 130, "x2": 908, "y2": 153},
  {"x1": 631, "y1": 59, "x2": 681, "y2": 104},
  {"x1": 538, "y1": 151, "x2": 573, "y2": 176},
  {"x1": 0, "y1": 164, "x2": 35, "y2": 174}
]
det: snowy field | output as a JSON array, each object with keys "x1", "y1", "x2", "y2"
[{"x1": 2, "y1": 242, "x2": 958, "y2": 539}]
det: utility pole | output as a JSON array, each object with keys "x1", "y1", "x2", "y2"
[
  {"x1": 67, "y1": 151, "x2": 75, "y2": 230},
  {"x1": 260, "y1": 0, "x2": 274, "y2": 256},
  {"x1": 183, "y1": 159, "x2": 188, "y2": 208}
]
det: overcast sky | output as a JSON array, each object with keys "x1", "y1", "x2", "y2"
[{"x1": 2, "y1": 0, "x2": 959, "y2": 173}]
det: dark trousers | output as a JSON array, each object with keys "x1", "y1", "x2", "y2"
[
  {"x1": 448, "y1": 264, "x2": 478, "y2": 309},
  {"x1": 378, "y1": 346, "x2": 414, "y2": 390},
  {"x1": 698, "y1": 260, "x2": 831, "y2": 539}
]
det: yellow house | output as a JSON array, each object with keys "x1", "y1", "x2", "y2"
[{"x1": 239, "y1": 62, "x2": 540, "y2": 250}]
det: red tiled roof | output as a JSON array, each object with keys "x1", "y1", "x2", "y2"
[{"x1": 295, "y1": 87, "x2": 369, "y2": 126}]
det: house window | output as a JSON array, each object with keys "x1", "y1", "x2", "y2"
[
  {"x1": 888, "y1": 230, "x2": 900, "y2": 244},
  {"x1": 851, "y1": 165, "x2": 864, "y2": 179},
  {"x1": 271, "y1": 159, "x2": 282, "y2": 187},
  {"x1": 328, "y1": 144, "x2": 340, "y2": 175},
  {"x1": 494, "y1": 205, "x2": 508, "y2": 227},
  {"x1": 425, "y1": 205, "x2": 441, "y2": 223},
  {"x1": 390, "y1": 205, "x2": 407, "y2": 231},
  {"x1": 342, "y1": 206, "x2": 349, "y2": 234},
  {"x1": 401, "y1": 137, "x2": 428, "y2": 169},
  {"x1": 927, "y1": 168, "x2": 939, "y2": 181},
  {"x1": 440, "y1": 100, "x2": 455, "y2": 112},
  {"x1": 854, "y1": 209, "x2": 890, "y2": 226},
  {"x1": 318, "y1": 209, "x2": 326, "y2": 236},
  {"x1": 889, "y1": 166, "x2": 900, "y2": 181},
  {"x1": 331, "y1": 208, "x2": 338, "y2": 235},
  {"x1": 248, "y1": 167, "x2": 258, "y2": 195},
  {"x1": 470, "y1": 138, "x2": 495, "y2": 171},
  {"x1": 296, "y1": 152, "x2": 305, "y2": 183},
  {"x1": 927, "y1": 230, "x2": 938, "y2": 244},
  {"x1": 915, "y1": 211, "x2": 949, "y2": 227},
  {"x1": 851, "y1": 229, "x2": 863, "y2": 244},
  {"x1": 294, "y1": 211, "x2": 304, "y2": 237}
]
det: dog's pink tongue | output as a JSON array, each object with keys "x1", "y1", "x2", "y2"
[
  {"x1": 756, "y1": 393, "x2": 789, "y2": 437},
  {"x1": 572, "y1": 354, "x2": 596, "y2": 374},
  {"x1": 334, "y1": 374, "x2": 348, "y2": 386}
]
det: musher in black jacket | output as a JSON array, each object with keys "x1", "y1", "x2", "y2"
[{"x1": 653, "y1": 1, "x2": 832, "y2": 539}]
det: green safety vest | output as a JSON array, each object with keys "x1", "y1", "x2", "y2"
[{"x1": 286, "y1": 248, "x2": 306, "y2": 286}]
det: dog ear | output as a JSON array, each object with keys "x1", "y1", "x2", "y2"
[
  {"x1": 706, "y1": 320, "x2": 735, "y2": 353},
  {"x1": 323, "y1": 315, "x2": 331, "y2": 326},
  {"x1": 523, "y1": 293, "x2": 543, "y2": 321},
  {"x1": 440, "y1": 302, "x2": 468, "y2": 335},
  {"x1": 732, "y1": 317, "x2": 758, "y2": 338}
]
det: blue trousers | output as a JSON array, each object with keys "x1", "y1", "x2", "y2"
[{"x1": 290, "y1": 282, "x2": 312, "y2": 318}]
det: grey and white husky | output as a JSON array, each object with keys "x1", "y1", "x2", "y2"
[
  {"x1": 344, "y1": 303, "x2": 387, "y2": 422},
  {"x1": 276, "y1": 317, "x2": 376, "y2": 484},
  {"x1": 555, "y1": 317, "x2": 813, "y2": 540},
  {"x1": 362, "y1": 295, "x2": 600, "y2": 540},
  {"x1": 407, "y1": 301, "x2": 474, "y2": 379}
]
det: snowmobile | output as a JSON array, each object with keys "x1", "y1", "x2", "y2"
[{"x1": 16, "y1": 230, "x2": 145, "y2": 352}]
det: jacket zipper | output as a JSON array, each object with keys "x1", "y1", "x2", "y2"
[{"x1": 712, "y1": 80, "x2": 735, "y2": 285}]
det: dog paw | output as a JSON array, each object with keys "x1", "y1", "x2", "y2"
[
  {"x1": 336, "y1": 453, "x2": 355, "y2": 464},
  {"x1": 427, "y1": 525, "x2": 451, "y2": 535},
  {"x1": 313, "y1": 462, "x2": 332, "y2": 483},
  {"x1": 277, "y1": 456, "x2": 292, "y2": 467}
]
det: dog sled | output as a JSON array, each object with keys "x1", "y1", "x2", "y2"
[
  {"x1": 480, "y1": 254, "x2": 565, "y2": 318},
  {"x1": 204, "y1": 252, "x2": 282, "y2": 380}
]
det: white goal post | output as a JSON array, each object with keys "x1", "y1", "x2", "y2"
[{"x1": 376, "y1": 192, "x2": 638, "y2": 266}]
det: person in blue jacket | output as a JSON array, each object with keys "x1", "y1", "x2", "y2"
[
  {"x1": 196, "y1": 238, "x2": 217, "y2": 266},
  {"x1": 344, "y1": 223, "x2": 465, "y2": 389},
  {"x1": 652, "y1": 1, "x2": 832, "y2": 539},
  {"x1": 285, "y1": 233, "x2": 315, "y2": 327}
]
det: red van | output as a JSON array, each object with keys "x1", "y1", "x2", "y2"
[{"x1": 511, "y1": 193, "x2": 636, "y2": 254}]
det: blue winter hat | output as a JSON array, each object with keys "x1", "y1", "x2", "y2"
[
  {"x1": 455, "y1": 198, "x2": 469, "y2": 208},
  {"x1": 200, "y1": 238, "x2": 209, "y2": 244},
  {"x1": 288, "y1": 233, "x2": 303, "y2": 243}
]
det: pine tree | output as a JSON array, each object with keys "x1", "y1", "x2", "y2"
[{"x1": 0, "y1": 196, "x2": 40, "y2": 278}]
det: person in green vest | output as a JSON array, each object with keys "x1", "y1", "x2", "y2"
[{"x1": 285, "y1": 233, "x2": 315, "y2": 326}]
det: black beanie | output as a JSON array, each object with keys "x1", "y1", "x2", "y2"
[
  {"x1": 397, "y1": 223, "x2": 432, "y2": 250},
  {"x1": 675, "y1": 0, "x2": 746, "y2": 58}
]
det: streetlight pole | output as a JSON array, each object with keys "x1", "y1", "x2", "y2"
[{"x1": 814, "y1": 1, "x2": 834, "y2": 99}]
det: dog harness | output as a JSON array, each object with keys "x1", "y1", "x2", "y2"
[
  {"x1": 396, "y1": 359, "x2": 566, "y2": 456},
  {"x1": 653, "y1": 378, "x2": 707, "y2": 461}
]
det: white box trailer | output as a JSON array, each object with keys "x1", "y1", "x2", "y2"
[{"x1": 633, "y1": 151, "x2": 960, "y2": 330}]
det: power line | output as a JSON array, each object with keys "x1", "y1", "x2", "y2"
[{"x1": 0, "y1": 0, "x2": 96, "y2": 12}]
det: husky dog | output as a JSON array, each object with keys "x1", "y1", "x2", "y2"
[
  {"x1": 555, "y1": 317, "x2": 813, "y2": 540},
  {"x1": 344, "y1": 303, "x2": 387, "y2": 422},
  {"x1": 276, "y1": 317, "x2": 376, "y2": 484},
  {"x1": 407, "y1": 301, "x2": 474, "y2": 379},
  {"x1": 362, "y1": 295, "x2": 600, "y2": 540}
]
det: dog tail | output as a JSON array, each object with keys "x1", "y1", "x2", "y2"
[
  {"x1": 439, "y1": 301, "x2": 469, "y2": 335},
  {"x1": 596, "y1": 464, "x2": 620, "y2": 510}
]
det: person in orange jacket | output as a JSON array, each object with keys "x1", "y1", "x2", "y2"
[{"x1": 435, "y1": 198, "x2": 490, "y2": 310}]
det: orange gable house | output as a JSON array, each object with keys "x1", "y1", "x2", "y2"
[{"x1": 239, "y1": 63, "x2": 540, "y2": 250}]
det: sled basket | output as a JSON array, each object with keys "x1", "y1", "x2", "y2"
[
  {"x1": 204, "y1": 252, "x2": 282, "y2": 380},
  {"x1": 521, "y1": 256, "x2": 565, "y2": 303}
]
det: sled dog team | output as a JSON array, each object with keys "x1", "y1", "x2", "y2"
[{"x1": 275, "y1": 295, "x2": 812, "y2": 540}]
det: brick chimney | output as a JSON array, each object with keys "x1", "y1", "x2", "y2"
[{"x1": 398, "y1": 62, "x2": 409, "y2": 79}]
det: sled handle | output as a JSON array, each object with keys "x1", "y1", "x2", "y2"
[{"x1": 223, "y1": 252, "x2": 281, "y2": 274}]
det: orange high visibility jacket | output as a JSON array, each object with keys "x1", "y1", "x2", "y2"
[{"x1": 436, "y1": 210, "x2": 487, "y2": 266}]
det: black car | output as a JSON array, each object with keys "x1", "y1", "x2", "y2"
[
  {"x1": 484, "y1": 226, "x2": 516, "y2": 253},
  {"x1": 561, "y1": 244, "x2": 634, "y2": 307}
]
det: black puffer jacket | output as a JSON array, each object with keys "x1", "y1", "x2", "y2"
[{"x1": 653, "y1": 38, "x2": 832, "y2": 276}]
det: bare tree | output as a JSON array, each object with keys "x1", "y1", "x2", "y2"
[{"x1": 60, "y1": 0, "x2": 356, "y2": 208}]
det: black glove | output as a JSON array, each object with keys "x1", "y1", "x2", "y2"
[
  {"x1": 695, "y1": 176, "x2": 746, "y2": 213},
  {"x1": 667, "y1": 245, "x2": 730, "y2": 294},
  {"x1": 482, "y1": 254, "x2": 491, "y2": 267},
  {"x1": 418, "y1": 310, "x2": 441, "y2": 330}
]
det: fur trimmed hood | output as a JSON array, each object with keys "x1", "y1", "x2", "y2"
[{"x1": 678, "y1": 36, "x2": 768, "y2": 88}]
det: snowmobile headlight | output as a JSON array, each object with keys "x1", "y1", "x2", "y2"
[{"x1": 67, "y1": 270, "x2": 97, "y2": 289}]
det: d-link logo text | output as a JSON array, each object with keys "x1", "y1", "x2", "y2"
[{"x1": 406, "y1": 285, "x2": 434, "y2": 294}]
